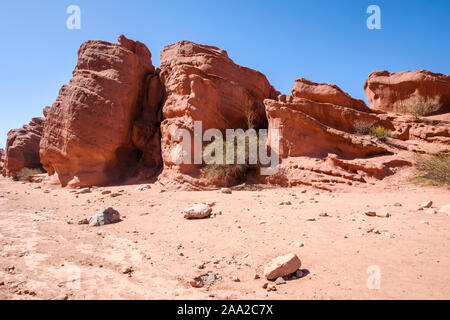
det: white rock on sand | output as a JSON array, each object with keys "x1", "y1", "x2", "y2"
[
  {"x1": 221, "y1": 188, "x2": 232, "y2": 194},
  {"x1": 89, "y1": 207, "x2": 121, "y2": 226},
  {"x1": 134, "y1": 185, "x2": 151, "y2": 192},
  {"x1": 264, "y1": 253, "x2": 301, "y2": 280},
  {"x1": 364, "y1": 210, "x2": 390, "y2": 218},
  {"x1": 183, "y1": 203, "x2": 213, "y2": 219},
  {"x1": 419, "y1": 201, "x2": 433, "y2": 210}
]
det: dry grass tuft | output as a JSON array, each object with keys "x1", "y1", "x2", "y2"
[
  {"x1": 16, "y1": 167, "x2": 44, "y2": 181},
  {"x1": 414, "y1": 153, "x2": 450, "y2": 186},
  {"x1": 396, "y1": 95, "x2": 442, "y2": 119}
]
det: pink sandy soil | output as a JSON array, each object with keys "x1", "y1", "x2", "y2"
[{"x1": 0, "y1": 176, "x2": 449, "y2": 300}]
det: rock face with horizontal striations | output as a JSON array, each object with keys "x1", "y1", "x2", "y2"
[
  {"x1": 39, "y1": 35, "x2": 163, "y2": 187},
  {"x1": 1, "y1": 108, "x2": 47, "y2": 178},
  {"x1": 262, "y1": 79, "x2": 424, "y2": 190},
  {"x1": 364, "y1": 70, "x2": 450, "y2": 113},
  {"x1": 265, "y1": 79, "x2": 390, "y2": 160},
  {"x1": 158, "y1": 41, "x2": 279, "y2": 188},
  {"x1": 292, "y1": 78, "x2": 370, "y2": 113}
]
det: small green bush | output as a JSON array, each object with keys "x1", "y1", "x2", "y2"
[
  {"x1": 369, "y1": 126, "x2": 392, "y2": 141},
  {"x1": 202, "y1": 132, "x2": 259, "y2": 187},
  {"x1": 203, "y1": 110, "x2": 261, "y2": 186},
  {"x1": 415, "y1": 153, "x2": 450, "y2": 185},
  {"x1": 17, "y1": 167, "x2": 43, "y2": 181},
  {"x1": 203, "y1": 163, "x2": 248, "y2": 186},
  {"x1": 396, "y1": 95, "x2": 442, "y2": 119}
]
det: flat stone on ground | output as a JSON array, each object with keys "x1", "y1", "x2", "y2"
[{"x1": 264, "y1": 253, "x2": 301, "y2": 280}]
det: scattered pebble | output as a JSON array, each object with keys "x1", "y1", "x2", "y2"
[
  {"x1": 419, "y1": 201, "x2": 433, "y2": 210},
  {"x1": 190, "y1": 272, "x2": 219, "y2": 288},
  {"x1": 221, "y1": 188, "x2": 232, "y2": 194},
  {"x1": 290, "y1": 242, "x2": 304, "y2": 248},
  {"x1": 78, "y1": 218, "x2": 89, "y2": 225},
  {"x1": 121, "y1": 266, "x2": 133, "y2": 274},
  {"x1": 275, "y1": 277, "x2": 286, "y2": 285}
]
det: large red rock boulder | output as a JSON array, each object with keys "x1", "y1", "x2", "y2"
[
  {"x1": 263, "y1": 77, "x2": 450, "y2": 191},
  {"x1": 292, "y1": 78, "x2": 370, "y2": 113},
  {"x1": 158, "y1": 41, "x2": 279, "y2": 187},
  {"x1": 2, "y1": 113, "x2": 46, "y2": 177},
  {"x1": 40, "y1": 35, "x2": 163, "y2": 187},
  {"x1": 262, "y1": 79, "x2": 402, "y2": 190},
  {"x1": 364, "y1": 70, "x2": 450, "y2": 113},
  {"x1": 265, "y1": 80, "x2": 389, "y2": 160}
]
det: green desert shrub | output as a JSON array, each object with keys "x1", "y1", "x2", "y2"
[
  {"x1": 369, "y1": 126, "x2": 392, "y2": 141},
  {"x1": 396, "y1": 95, "x2": 442, "y2": 119},
  {"x1": 203, "y1": 108, "x2": 263, "y2": 186},
  {"x1": 16, "y1": 167, "x2": 43, "y2": 181},
  {"x1": 203, "y1": 162, "x2": 248, "y2": 187},
  {"x1": 202, "y1": 131, "x2": 259, "y2": 187},
  {"x1": 414, "y1": 153, "x2": 450, "y2": 185}
]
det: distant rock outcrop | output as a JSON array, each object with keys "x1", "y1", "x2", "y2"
[
  {"x1": 158, "y1": 41, "x2": 279, "y2": 188},
  {"x1": 263, "y1": 78, "x2": 449, "y2": 190},
  {"x1": 40, "y1": 35, "x2": 163, "y2": 187},
  {"x1": 1, "y1": 109, "x2": 46, "y2": 178},
  {"x1": 364, "y1": 70, "x2": 450, "y2": 113}
]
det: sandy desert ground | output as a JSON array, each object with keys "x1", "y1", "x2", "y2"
[{"x1": 0, "y1": 175, "x2": 449, "y2": 300}]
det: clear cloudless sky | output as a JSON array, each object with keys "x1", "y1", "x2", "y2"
[{"x1": 1, "y1": 0, "x2": 449, "y2": 148}]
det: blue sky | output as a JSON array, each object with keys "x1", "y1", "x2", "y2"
[{"x1": 1, "y1": 0, "x2": 449, "y2": 148}]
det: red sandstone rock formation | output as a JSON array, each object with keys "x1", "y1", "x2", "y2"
[
  {"x1": 40, "y1": 35, "x2": 163, "y2": 187},
  {"x1": 265, "y1": 80, "x2": 390, "y2": 159},
  {"x1": 1, "y1": 111, "x2": 46, "y2": 177},
  {"x1": 263, "y1": 79, "x2": 449, "y2": 190},
  {"x1": 364, "y1": 70, "x2": 450, "y2": 113},
  {"x1": 4, "y1": 36, "x2": 449, "y2": 192},
  {"x1": 158, "y1": 41, "x2": 279, "y2": 187},
  {"x1": 292, "y1": 78, "x2": 370, "y2": 113}
]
